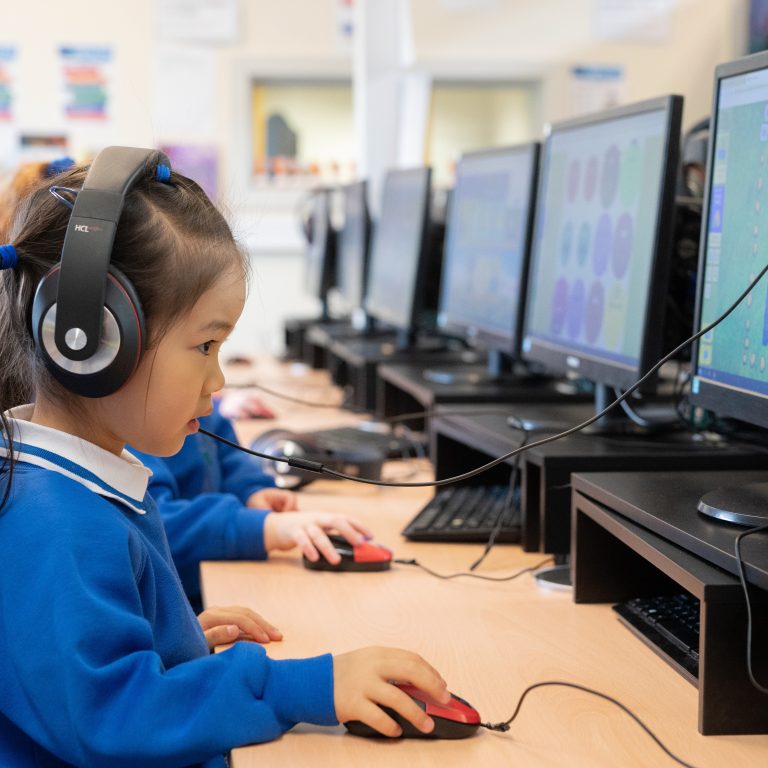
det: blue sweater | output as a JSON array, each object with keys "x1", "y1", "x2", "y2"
[
  {"x1": 132, "y1": 406, "x2": 276, "y2": 609},
  {"x1": 0, "y1": 407, "x2": 336, "y2": 768}
]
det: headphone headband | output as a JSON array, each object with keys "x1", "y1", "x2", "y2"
[{"x1": 54, "y1": 146, "x2": 169, "y2": 361}]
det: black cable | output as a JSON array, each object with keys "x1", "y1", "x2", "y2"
[
  {"x1": 613, "y1": 386, "x2": 679, "y2": 430},
  {"x1": 392, "y1": 556, "x2": 552, "y2": 582},
  {"x1": 481, "y1": 680, "x2": 699, "y2": 768},
  {"x1": 202, "y1": 263, "x2": 768, "y2": 489},
  {"x1": 734, "y1": 523, "x2": 768, "y2": 695},
  {"x1": 469, "y1": 429, "x2": 529, "y2": 572}
]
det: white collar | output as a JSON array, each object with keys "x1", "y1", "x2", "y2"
[{"x1": 1, "y1": 404, "x2": 151, "y2": 514}]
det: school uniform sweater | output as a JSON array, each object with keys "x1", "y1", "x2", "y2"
[
  {"x1": 0, "y1": 406, "x2": 336, "y2": 768},
  {"x1": 131, "y1": 405, "x2": 276, "y2": 610}
]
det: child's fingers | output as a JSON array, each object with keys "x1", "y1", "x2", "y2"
[
  {"x1": 203, "y1": 624, "x2": 240, "y2": 648},
  {"x1": 327, "y1": 517, "x2": 367, "y2": 544},
  {"x1": 277, "y1": 490, "x2": 299, "y2": 511},
  {"x1": 374, "y1": 683, "x2": 434, "y2": 734},
  {"x1": 201, "y1": 608, "x2": 281, "y2": 642},
  {"x1": 351, "y1": 700, "x2": 403, "y2": 738},
  {"x1": 290, "y1": 527, "x2": 317, "y2": 561},
  {"x1": 382, "y1": 653, "x2": 450, "y2": 704},
  {"x1": 306, "y1": 524, "x2": 343, "y2": 564}
]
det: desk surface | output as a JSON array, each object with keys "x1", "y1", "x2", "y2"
[{"x1": 201, "y1": 364, "x2": 768, "y2": 767}]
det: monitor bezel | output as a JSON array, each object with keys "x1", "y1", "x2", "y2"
[
  {"x1": 336, "y1": 180, "x2": 371, "y2": 310},
  {"x1": 521, "y1": 94, "x2": 683, "y2": 392},
  {"x1": 437, "y1": 142, "x2": 540, "y2": 356},
  {"x1": 304, "y1": 188, "x2": 336, "y2": 302},
  {"x1": 691, "y1": 50, "x2": 768, "y2": 428},
  {"x1": 363, "y1": 166, "x2": 432, "y2": 332}
]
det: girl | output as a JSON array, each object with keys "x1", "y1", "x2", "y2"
[{"x1": 0, "y1": 151, "x2": 449, "y2": 767}]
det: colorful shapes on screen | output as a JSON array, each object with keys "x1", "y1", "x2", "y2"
[
  {"x1": 612, "y1": 212, "x2": 633, "y2": 279},
  {"x1": 567, "y1": 279, "x2": 585, "y2": 339},
  {"x1": 593, "y1": 213, "x2": 612, "y2": 276},
  {"x1": 551, "y1": 277, "x2": 568, "y2": 335},
  {"x1": 561, "y1": 221, "x2": 573, "y2": 265}
]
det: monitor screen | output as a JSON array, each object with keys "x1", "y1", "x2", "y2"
[
  {"x1": 336, "y1": 181, "x2": 370, "y2": 310},
  {"x1": 364, "y1": 167, "x2": 431, "y2": 330},
  {"x1": 692, "y1": 52, "x2": 768, "y2": 428},
  {"x1": 522, "y1": 96, "x2": 682, "y2": 390},
  {"x1": 437, "y1": 144, "x2": 539, "y2": 353},
  {"x1": 304, "y1": 189, "x2": 335, "y2": 301}
]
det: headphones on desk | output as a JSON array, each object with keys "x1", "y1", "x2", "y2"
[
  {"x1": 250, "y1": 429, "x2": 385, "y2": 489},
  {"x1": 30, "y1": 146, "x2": 171, "y2": 398}
]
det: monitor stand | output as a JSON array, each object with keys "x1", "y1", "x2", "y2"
[
  {"x1": 698, "y1": 483, "x2": 768, "y2": 526},
  {"x1": 522, "y1": 384, "x2": 684, "y2": 592},
  {"x1": 534, "y1": 556, "x2": 572, "y2": 591},
  {"x1": 508, "y1": 383, "x2": 679, "y2": 437},
  {"x1": 422, "y1": 349, "x2": 514, "y2": 386}
]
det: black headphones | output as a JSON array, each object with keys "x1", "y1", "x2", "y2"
[
  {"x1": 30, "y1": 146, "x2": 171, "y2": 398},
  {"x1": 250, "y1": 429, "x2": 385, "y2": 489}
]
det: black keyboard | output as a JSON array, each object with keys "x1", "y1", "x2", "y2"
[
  {"x1": 307, "y1": 426, "x2": 426, "y2": 460},
  {"x1": 402, "y1": 485, "x2": 521, "y2": 543},
  {"x1": 613, "y1": 594, "x2": 700, "y2": 681}
]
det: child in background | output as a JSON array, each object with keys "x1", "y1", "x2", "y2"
[
  {"x1": 0, "y1": 157, "x2": 75, "y2": 239},
  {"x1": 0, "y1": 149, "x2": 449, "y2": 767},
  {"x1": 133, "y1": 401, "x2": 368, "y2": 612}
]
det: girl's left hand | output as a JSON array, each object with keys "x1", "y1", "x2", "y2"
[
  {"x1": 198, "y1": 605, "x2": 283, "y2": 649},
  {"x1": 263, "y1": 512, "x2": 374, "y2": 565},
  {"x1": 247, "y1": 487, "x2": 299, "y2": 512}
]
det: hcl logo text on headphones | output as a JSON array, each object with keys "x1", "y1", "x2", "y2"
[{"x1": 74, "y1": 224, "x2": 103, "y2": 233}]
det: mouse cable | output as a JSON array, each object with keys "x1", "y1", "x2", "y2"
[
  {"x1": 468, "y1": 428, "x2": 529, "y2": 572},
  {"x1": 199, "y1": 256, "x2": 768, "y2": 490},
  {"x1": 734, "y1": 523, "x2": 768, "y2": 695},
  {"x1": 391, "y1": 556, "x2": 552, "y2": 582},
  {"x1": 480, "y1": 680, "x2": 699, "y2": 768}
]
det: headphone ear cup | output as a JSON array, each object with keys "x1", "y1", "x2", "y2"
[{"x1": 31, "y1": 265, "x2": 145, "y2": 398}]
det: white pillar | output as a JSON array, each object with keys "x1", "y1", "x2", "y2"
[{"x1": 353, "y1": 0, "x2": 431, "y2": 214}]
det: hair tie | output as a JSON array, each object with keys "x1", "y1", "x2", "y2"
[
  {"x1": 0, "y1": 244, "x2": 18, "y2": 270},
  {"x1": 156, "y1": 163, "x2": 171, "y2": 183}
]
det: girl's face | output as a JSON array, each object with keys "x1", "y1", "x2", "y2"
[{"x1": 97, "y1": 269, "x2": 246, "y2": 456}]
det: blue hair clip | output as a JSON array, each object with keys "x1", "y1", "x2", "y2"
[
  {"x1": 0, "y1": 244, "x2": 18, "y2": 270},
  {"x1": 49, "y1": 186, "x2": 79, "y2": 210},
  {"x1": 156, "y1": 163, "x2": 171, "y2": 183}
]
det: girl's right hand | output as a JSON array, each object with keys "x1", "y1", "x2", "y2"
[{"x1": 333, "y1": 647, "x2": 451, "y2": 737}]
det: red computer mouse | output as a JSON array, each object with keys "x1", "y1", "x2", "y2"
[
  {"x1": 344, "y1": 683, "x2": 481, "y2": 739},
  {"x1": 302, "y1": 534, "x2": 392, "y2": 571}
]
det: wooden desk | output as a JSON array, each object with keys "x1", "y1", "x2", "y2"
[{"x1": 202, "y1": 364, "x2": 768, "y2": 766}]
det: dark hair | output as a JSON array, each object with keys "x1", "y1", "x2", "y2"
[{"x1": 0, "y1": 160, "x2": 249, "y2": 509}]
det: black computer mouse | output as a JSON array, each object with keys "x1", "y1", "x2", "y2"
[
  {"x1": 344, "y1": 683, "x2": 481, "y2": 739},
  {"x1": 302, "y1": 534, "x2": 392, "y2": 572}
]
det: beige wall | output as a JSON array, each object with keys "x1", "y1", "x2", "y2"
[{"x1": 410, "y1": 0, "x2": 747, "y2": 130}]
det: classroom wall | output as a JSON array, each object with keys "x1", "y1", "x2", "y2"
[{"x1": 0, "y1": 0, "x2": 751, "y2": 358}]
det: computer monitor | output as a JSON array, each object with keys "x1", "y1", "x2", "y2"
[
  {"x1": 364, "y1": 167, "x2": 432, "y2": 342},
  {"x1": 691, "y1": 50, "x2": 768, "y2": 525},
  {"x1": 304, "y1": 188, "x2": 337, "y2": 315},
  {"x1": 336, "y1": 180, "x2": 371, "y2": 311},
  {"x1": 522, "y1": 95, "x2": 683, "y2": 415},
  {"x1": 437, "y1": 144, "x2": 540, "y2": 371}
]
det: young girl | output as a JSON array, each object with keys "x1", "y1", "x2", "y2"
[{"x1": 0, "y1": 152, "x2": 449, "y2": 767}]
